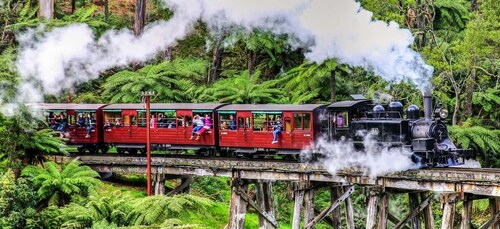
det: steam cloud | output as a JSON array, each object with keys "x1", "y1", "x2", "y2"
[
  {"x1": 11, "y1": 0, "x2": 434, "y2": 106},
  {"x1": 301, "y1": 136, "x2": 418, "y2": 179}
]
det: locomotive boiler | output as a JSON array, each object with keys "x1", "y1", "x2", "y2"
[{"x1": 328, "y1": 94, "x2": 473, "y2": 167}]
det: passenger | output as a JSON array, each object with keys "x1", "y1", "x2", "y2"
[
  {"x1": 57, "y1": 113, "x2": 67, "y2": 132},
  {"x1": 48, "y1": 112, "x2": 57, "y2": 130},
  {"x1": 336, "y1": 113, "x2": 343, "y2": 127},
  {"x1": 115, "y1": 118, "x2": 122, "y2": 127},
  {"x1": 85, "y1": 114, "x2": 95, "y2": 138},
  {"x1": 190, "y1": 115, "x2": 204, "y2": 140},
  {"x1": 271, "y1": 116, "x2": 283, "y2": 144},
  {"x1": 195, "y1": 114, "x2": 211, "y2": 140},
  {"x1": 78, "y1": 113, "x2": 86, "y2": 127},
  {"x1": 103, "y1": 120, "x2": 112, "y2": 130},
  {"x1": 158, "y1": 114, "x2": 166, "y2": 128},
  {"x1": 229, "y1": 115, "x2": 237, "y2": 130},
  {"x1": 221, "y1": 121, "x2": 228, "y2": 130},
  {"x1": 167, "y1": 121, "x2": 176, "y2": 128},
  {"x1": 150, "y1": 114, "x2": 156, "y2": 129}
]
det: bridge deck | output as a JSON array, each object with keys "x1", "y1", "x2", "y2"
[{"x1": 47, "y1": 155, "x2": 500, "y2": 197}]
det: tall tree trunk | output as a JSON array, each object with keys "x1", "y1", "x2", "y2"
[
  {"x1": 209, "y1": 36, "x2": 225, "y2": 83},
  {"x1": 71, "y1": 0, "x2": 76, "y2": 13},
  {"x1": 134, "y1": 0, "x2": 147, "y2": 36},
  {"x1": 247, "y1": 50, "x2": 257, "y2": 75},
  {"x1": 452, "y1": 90, "x2": 460, "y2": 125},
  {"x1": 415, "y1": 0, "x2": 427, "y2": 50},
  {"x1": 330, "y1": 70, "x2": 336, "y2": 102},
  {"x1": 104, "y1": 0, "x2": 109, "y2": 22},
  {"x1": 38, "y1": 0, "x2": 55, "y2": 19},
  {"x1": 464, "y1": 62, "x2": 476, "y2": 119}
]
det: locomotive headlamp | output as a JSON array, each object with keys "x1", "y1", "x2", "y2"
[{"x1": 434, "y1": 107, "x2": 449, "y2": 119}]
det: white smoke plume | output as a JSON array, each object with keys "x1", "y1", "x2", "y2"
[
  {"x1": 301, "y1": 135, "x2": 418, "y2": 179},
  {"x1": 12, "y1": 0, "x2": 434, "y2": 106}
]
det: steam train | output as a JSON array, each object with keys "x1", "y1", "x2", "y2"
[{"x1": 38, "y1": 94, "x2": 472, "y2": 167}]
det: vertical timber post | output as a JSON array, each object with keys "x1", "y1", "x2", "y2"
[
  {"x1": 153, "y1": 173, "x2": 165, "y2": 195},
  {"x1": 441, "y1": 193, "x2": 458, "y2": 229},
  {"x1": 378, "y1": 193, "x2": 388, "y2": 229},
  {"x1": 330, "y1": 186, "x2": 342, "y2": 229},
  {"x1": 344, "y1": 185, "x2": 355, "y2": 229},
  {"x1": 256, "y1": 180, "x2": 276, "y2": 229},
  {"x1": 292, "y1": 182, "x2": 305, "y2": 229},
  {"x1": 366, "y1": 189, "x2": 380, "y2": 229},
  {"x1": 228, "y1": 179, "x2": 248, "y2": 229},
  {"x1": 304, "y1": 188, "x2": 315, "y2": 228},
  {"x1": 38, "y1": 0, "x2": 54, "y2": 19},
  {"x1": 409, "y1": 193, "x2": 422, "y2": 229},
  {"x1": 461, "y1": 194, "x2": 473, "y2": 229},
  {"x1": 489, "y1": 198, "x2": 499, "y2": 229},
  {"x1": 420, "y1": 192, "x2": 435, "y2": 229}
]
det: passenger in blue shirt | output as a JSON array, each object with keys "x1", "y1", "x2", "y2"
[{"x1": 229, "y1": 115, "x2": 237, "y2": 130}]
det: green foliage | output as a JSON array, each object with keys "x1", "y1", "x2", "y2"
[
  {"x1": 190, "y1": 176, "x2": 230, "y2": 202},
  {"x1": 0, "y1": 170, "x2": 42, "y2": 229},
  {"x1": 102, "y1": 58, "x2": 209, "y2": 103},
  {"x1": 448, "y1": 124, "x2": 500, "y2": 167},
  {"x1": 206, "y1": 70, "x2": 282, "y2": 104},
  {"x1": 433, "y1": 0, "x2": 469, "y2": 31},
  {"x1": 21, "y1": 161, "x2": 101, "y2": 207}
]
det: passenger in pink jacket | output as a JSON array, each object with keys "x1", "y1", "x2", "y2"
[{"x1": 195, "y1": 114, "x2": 211, "y2": 140}]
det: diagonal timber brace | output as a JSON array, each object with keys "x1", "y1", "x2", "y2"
[
  {"x1": 478, "y1": 211, "x2": 500, "y2": 229},
  {"x1": 236, "y1": 189, "x2": 279, "y2": 228},
  {"x1": 394, "y1": 194, "x2": 432, "y2": 229},
  {"x1": 305, "y1": 185, "x2": 355, "y2": 229},
  {"x1": 167, "y1": 176, "x2": 193, "y2": 196}
]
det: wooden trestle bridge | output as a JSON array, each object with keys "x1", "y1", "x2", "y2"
[{"x1": 48, "y1": 155, "x2": 500, "y2": 229}]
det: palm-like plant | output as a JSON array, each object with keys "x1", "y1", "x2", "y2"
[
  {"x1": 126, "y1": 194, "x2": 211, "y2": 226},
  {"x1": 102, "y1": 58, "x2": 209, "y2": 103},
  {"x1": 206, "y1": 70, "x2": 282, "y2": 104},
  {"x1": 21, "y1": 161, "x2": 101, "y2": 207},
  {"x1": 279, "y1": 59, "x2": 351, "y2": 103},
  {"x1": 448, "y1": 124, "x2": 500, "y2": 167},
  {"x1": 433, "y1": 0, "x2": 469, "y2": 31}
]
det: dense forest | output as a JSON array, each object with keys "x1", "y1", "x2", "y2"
[{"x1": 0, "y1": 0, "x2": 499, "y2": 228}]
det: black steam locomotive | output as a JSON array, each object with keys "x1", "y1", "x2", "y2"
[{"x1": 327, "y1": 95, "x2": 473, "y2": 167}]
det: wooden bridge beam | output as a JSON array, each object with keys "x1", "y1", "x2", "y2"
[
  {"x1": 255, "y1": 180, "x2": 278, "y2": 229},
  {"x1": 153, "y1": 173, "x2": 165, "y2": 195},
  {"x1": 461, "y1": 194, "x2": 473, "y2": 229},
  {"x1": 440, "y1": 193, "x2": 459, "y2": 229},
  {"x1": 421, "y1": 192, "x2": 435, "y2": 229},
  {"x1": 305, "y1": 185, "x2": 355, "y2": 229},
  {"x1": 228, "y1": 179, "x2": 248, "y2": 229},
  {"x1": 292, "y1": 189, "x2": 305, "y2": 229},
  {"x1": 304, "y1": 188, "x2": 315, "y2": 228},
  {"x1": 366, "y1": 189, "x2": 380, "y2": 229},
  {"x1": 166, "y1": 176, "x2": 193, "y2": 196},
  {"x1": 409, "y1": 192, "x2": 422, "y2": 229},
  {"x1": 378, "y1": 192, "x2": 388, "y2": 229},
  {"x1": 344, "y1": 185, "x2": 356, "y2": 229},
  {"x1": 394, "y1": 194, "x2": 432, "y2": 229},
  {"x1": 330, "y1": 186, "x2": 342, "y2": 229}
]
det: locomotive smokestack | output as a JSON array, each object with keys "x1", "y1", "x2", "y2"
[{"x1": 424, "y1": 95, "x2": 432, "y2": 121}]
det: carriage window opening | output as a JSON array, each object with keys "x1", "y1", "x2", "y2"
[
  {"x1": 284, "y1": 118, "x2": 292, "y2": 132},
  {"x1": 158, "y1": 112, "x2": 176, "y2": 128},
  {"x1": 68, "y1": 115, "x2": 74, "y2": 126},
  {"x1": 104, "y1": 112, "x2": 122, "y2": 127},
  {"x1": 245, "y1": 117, "x2": 251, "y2": 129},
  {"x1": 185, "y1": 115, "x2": 192, "y2": 127},
  {"x1": 220, "y1": 114, "x2": 237, "y2": 130},
  {"x1": 123, "y1": 115, "x2": 130, "y2": 126},
  {"x1": 253, "y1": 113, "x2": 267, "y2": 131},
  {"x1": 176, "y1": 117, "x2": 184, "y2": 127},
  {"x1": 238, "y1": 117, "x2": 245, "y2": 129},
  {"x1": 138, "y1": 112, "x2": 147, "y2": 127},
  {"x1": 336, "y1": 111, "x2": 349, "y2": 127},
  {"x1": 303, "y1": 113, "x2": 311, "y2": 129},
  {"x1": 294, "y1": 114, "x2": 303, "y2": 129},
  {"x1": 131, "y1": 115, "x2": 136, "y2": 125}
]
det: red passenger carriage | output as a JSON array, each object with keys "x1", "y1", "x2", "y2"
[
  {"x1": 102, "y1": 103, "x2": 225, "y2": 154},
  {"x1": 217, "y1": 104, "x2": 327, "y2": 155},
  {"x1": 40, "y1": 103, "x2": 107, "y2": 153}
]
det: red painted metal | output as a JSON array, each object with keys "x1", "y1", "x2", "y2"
[{"x1": 145, "y1": 95, "x2": 152, "y2": 196}]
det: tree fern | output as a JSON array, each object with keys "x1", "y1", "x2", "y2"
[
  {"x1": 448, "y1": 125, "x2": 500, "y2": 167},
  {"x1": 21, "y1": 161, "x2": 101, "y2": 207}
]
